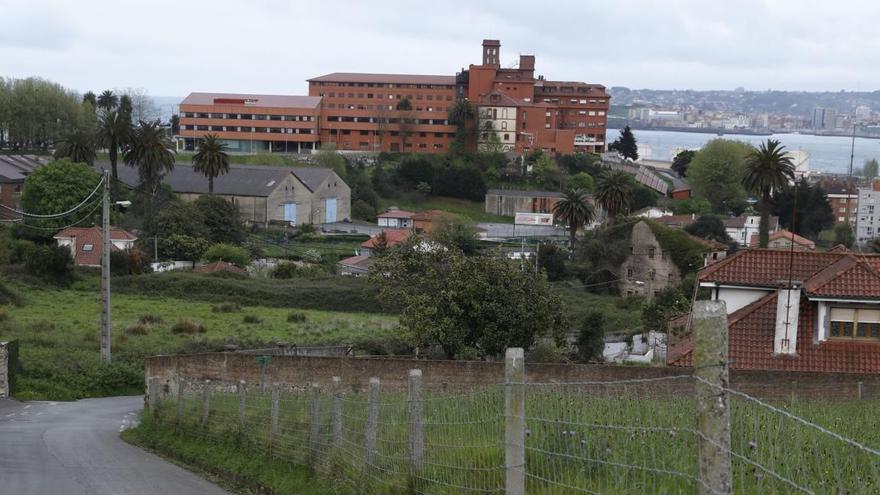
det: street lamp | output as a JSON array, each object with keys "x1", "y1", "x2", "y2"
[{"x1": 101, "y1": 170, "x2": 131, "y2": 365}]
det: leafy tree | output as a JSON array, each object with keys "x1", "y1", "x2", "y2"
[
  {"x1": 743, "y1": 139, "x2": 795, "y2": 247},
  {"x1": 608, "y1": 125, "x2": 638, "y2": 161},
  {"x1": 193, "y1": 194, "x2": 245, "y2": 245},
  {"x1": 159, "y1": 234, "x2": 209, "y2": 264},
  {"x1": 575, "y1": 312, "x2": 606, "y2": 362},
  {"x1": 170, "y1": 114, "x2": 180, "y2": 135},
  {"x1": 684, "y1": 215, "x2": 731, "y2": 243},
  {"x1": 641, "y1": 286, "x2": 691, "y2": 332},
  {"x1": 687, "y1": 139, "x2": 752, "y2": 214},
  {"x1": 533, "y1": 153, "x2": 563, "y2": 189},
  {"x1": 771, "y1": 178, "x2": 834, "y2": 240},
  {"x1": 553, "y1": 188, "x2": 595, "y2": 250},
  {"x1": 669, "y1": 197, "x2": 712, "y2": 215},
  {"x1": 314, "y1": 144, "x2": 347, "y2": 179},
  {"x1": 203, "y1": 243, "x2": 251, "y2": 268},
  {"x1": 53, "y1": 128, "x2": 97, "y2": 165},
  {"x1": 345, "y1": 162, "x2": 379, "y2": 208},
  {"x1": 628, "y1": 180, "x2": 659, "y2": 211},
  {"x1": 537, "y1": 242, "x2": 569, "y2": 281},
  {"x1": 863, "y1": 158, "x2": 879, "y2": 181},
  {"x1": 192, "y1": 134, "x2": 230, "y2": 193},
  {"x1": 19, "y1": 159, "x2": 102, "y2": 235},
  {"x1": 352, "y1": 199, "x2": 377, "y2": 222},
  {"x1": 567, "y1": 172, "x2": 594, "y2": 192},
  {"x1": 371, "y1": 245, "x2": 567, "y2": 358},
  {"x1": 558, "y1": 153, "x2": 602, "y2": 176},
  {"x1": 124, "y1": 120, "x2": 175, "y2": 230},
  {"x1": 433, "y1": 164, "x2": 486, "y2": 201},
  {"x1": 97, "y1": 90, "x2": 118, "y2": 111},
  {"x1": 154, "y1": 201, "x2": 208, "y2": 239},
  {"x1": 24, "y1": 244, "x2": 74, "y2": 286},
  {"x1": 97, "y1": 110, "x2": 132, "y2": 199},
  {"x1": 671, "y1": 149, "x2": 696, "y2": 177},
  {"x1": 594, "y1": 170, "x2": 631, "y2": 223},
  {"x1": 118, "y1": 94, "x2": 133, "y2": 120},
  {"x1": 0, "y1": 77, "x2": 92, "y2": 149},
  {"x1": 430, "y1": 222, "x2": 480, "y2": 255},
  {"x1": 397, "y1": 155, "x2": 435, "y2": 187},
  {"x1": 833, "y1": 223, "x2": 855, "y2": 248}
]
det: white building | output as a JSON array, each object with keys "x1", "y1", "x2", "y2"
[{"x1": 724, "y1": 214, "x2": 779, "y2": 246}]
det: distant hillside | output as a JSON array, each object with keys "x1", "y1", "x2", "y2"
[{"x1": 609, "y1": 87, "x2": 880, "y2": 116}]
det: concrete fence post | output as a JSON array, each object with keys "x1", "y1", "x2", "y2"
[
  {"x1": 147, "y1": 377, "x2": 159, "y2": 414},
  {"x1": 364, "y1": 377, "x2": 381, "y2": 471},
  {"x1": 270, "y1": 387, "x2": 280, "y2": 452},
  {"x1": 309, "y1": 383, "x2": 321, "y2": 464},
  {"x1": 408, "y1": 369, "x2": 425, "y2": 475},
  {"x1": 693, "y1": 300, "x2": 732, "y2": 495},
  {"x1": 201, "y1": 380, "x2": 211, "y2": 428},
  {"x1": 238, "y1": 381, "x2": 247, "y2": 430},
  {"x1": 332, "y1": 376, "x2": 343, "y2": 448},
  {"x1": 176, "y1": 379, "x2": 185, "y2": 424},
  {"x1": 857, "y1": 381, "x2": 864, "y2": 401},
  {"x1": 505, "y1": 348, "x2": 525, "y2": 495},
  {"x1": 790, "y1": 381, "x2": 797, "y2": 405}
]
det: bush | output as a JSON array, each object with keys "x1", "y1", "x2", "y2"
[
  {"x1": 287, "y1": 312, "x2": 307, "y2": 323},
  {"x1": 271, "y1": 262, "x2": 326, "y2": 279},
  {"x1": 211, "y1": 302, "x2": 242, "y2": 313},
  {"x1": 351, "y1": 199, "x2": 377, "y2": 222},
  {"x1": 575, "y1": 312, "x2": 606, "y2": 363},
  {"x1": 0, "y1": 281, "x2": 22, "y2": 306},
  {"x1": 242, "y1": 314, "x2": 263, "y2": 324},
  {"x1": 138, "y1": 314, "x2": 164, "y2": 325},
  {"x1": 125, "y1": 324, "x2": 149, "y2": 336},
  {"x1": 301, "y1": 249, "x2": 322, "y2": 264},
  {"x1": 111, "y1": 249, "x2": 153, "y2": 276},
  {"x1": 203, "y1": 243, "x2": 250, "y2": 268},
  {"x1": 24, "y1": 244, "x2": 74, "y2": 286},
  {"x1": 171, "y1": 319, "x2": 206, "y2": 334},
  {"x1": 526, "y1": 339, "x2": 568, "y2": 363}
]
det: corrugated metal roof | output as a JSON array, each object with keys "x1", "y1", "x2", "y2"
[
  {"x1": 180, "y1": 92, "x2": 322, "y2": 109},
  {"x1": 0, "y1": 155, "x2": 49, "y2": 182},
  {"x1": 308, "y1": 72, "x2": 456, "y2": 85}
]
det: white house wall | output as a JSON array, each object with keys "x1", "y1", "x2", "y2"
[{"x1": 710, "y1": 286, "x2": 773, "y2": 313}]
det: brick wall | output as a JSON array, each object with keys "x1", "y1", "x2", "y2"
[{"x1": 146, "y1": 352, "x2": 880, "y2": 401}]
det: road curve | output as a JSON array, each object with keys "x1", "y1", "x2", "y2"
[{"x1": 0, "y1": 396, "x2": 230, "y2": 495}]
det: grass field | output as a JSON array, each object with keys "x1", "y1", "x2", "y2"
[{"x1": 0, "y1": 281, "x2": 398, "y2": 400}]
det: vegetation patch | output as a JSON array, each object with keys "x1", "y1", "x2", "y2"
[
  {"x1": 171, "y1": 319, "x2": 206, "y2": 335},
  {"x1": 242, "y1": 314, "x2": 263, "y2": 325}
]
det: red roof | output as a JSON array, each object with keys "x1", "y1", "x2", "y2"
[
  {"x1": 748, "y1": 230, "x2": 815, "y2": 249},
  {"x1": 361, "y1": 229, "x2": 411, "y2": 249},
  {"x1": 180, "y1": 92, "x2": 322, "y2": 109},
  {"x1": 377, "y1": 209, "x2": 415, "y2": 219},
  {"x1": 653, "y1": 214, "x2": 697, "y2": 228},
  {"x1": 308, "y1": 72, "x2": 455, "y2": 86},
  {"x1": 698, "y1": 249, "x2": 849, "y2": 289},
  {"x1": 193, "y1": 261, "x2": 246, "y2": 274},
  {"x1": 669, "y1": 292, "x2": 880, "y2": 373},
  {"x1": 54, "y1": 226, "x2": 136, "y2": 266}
]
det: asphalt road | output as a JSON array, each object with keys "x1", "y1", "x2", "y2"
[{"x1": 0, "y1": 396, "x2": 230, "y2": 495}]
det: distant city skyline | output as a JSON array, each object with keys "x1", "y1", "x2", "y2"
[{"x1": 3, "y1": 0, "x2": 880, "y2": 96}]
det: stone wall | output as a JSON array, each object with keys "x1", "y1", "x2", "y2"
[
  {"x1": 0, "y1": 341, "x2": 18, "y2": 398},
  {"x1": 146, "y1": 352, "x2": 880, "y2": 402}
]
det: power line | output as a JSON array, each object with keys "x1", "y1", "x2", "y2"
[
  {"x1": 0, "y1": 175, "x2": 105, "y2": 219},
  {"x1": 10, "y1": 198, "x2": 103, "y2": 232}
]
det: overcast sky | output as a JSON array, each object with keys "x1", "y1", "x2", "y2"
[{"x1": 3, "y1": 0, "x2": 879, "y2": 97}]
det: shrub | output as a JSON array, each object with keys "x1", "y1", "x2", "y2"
[
  {"x1": 125, "y1": 324, "x2": 149, "y2": 335},
  {"x1": 138, "y1": 314, "x2": 164, "y2": 325},
  {"x1": 526, "y1": 339, "x2": 568, "y2": 363},
  {"x1": 301, "y1": 249, "x2": 322, "y2": 264},
  {"x1": 24, "y1": 244, "x2": 74, "y2": 286},
  {"x1": 0, "y1": 309, "x2": 8, "y2": 323},
  {"x1": 111, "y1": 249, "x2": 153, "y2": 276},
  {"x1": 0, "y1": 281, "x2": 22, "y2": 306},
  {"x1": 271, "y1": 262, "x2": 325, "y2": 279},
  {"x1": 298, "y1": 223, "x2": 317, "y2": 235},
  {"x1": 575, "y1": 312, "x2": 606, "y2": 363},
  {"x1": 211, "y1": 302, "x2": 242, "y2": 313},
  {"x1": 287, "y1": 312, "x2": 307, "y2": 323},
  {"x1": 171, "y1": 319, "x2": 206, "y2": 334},
  {"x1": 203, "y1": 243, "x2": 250, "y2": 268},
  {"x1": 242, "y1": 314, "x2": 263, "y2": 324}
]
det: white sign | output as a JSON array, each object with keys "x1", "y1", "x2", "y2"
[{"x1": 515, "y1": 212, "x2": 554, "y2": 226}]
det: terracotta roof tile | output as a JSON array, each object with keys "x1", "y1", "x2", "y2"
[
  {"x1": 748, "y1": 230, "x2": 815, "y2": 249},
  {"x1": 53, "y1": 226, "x2": 136, "y2": 266},
  {"x1": 361, "y1": 229, "x2": 411, "y2": 249}
]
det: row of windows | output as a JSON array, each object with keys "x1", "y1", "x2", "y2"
[
  {"x1": 332, "y1": 140, "x2": 446, "y2": 151},
  {"x1": 183, "y1": 125, "x2": 313, "y2": 134},
  {"x1": 332, "y1": 129, "x2": 453, "y2": 138},
  {"x1": 540, "y1": 98, "x2": 608, "y2": 105},
  {"x1": 183, "y1": 112, "x2": 315, "y2": 122},
  {"x1": 312, "y1": 81, "x2": 454, "y2": 90},
  {"x1": 321, "y1": 92, "x2": 453, "y2": 101},
  {"x1": 327, "y1": 103, "x2": 450, "y2": 112},
  {"x1": 829, "y1": 308, "x2": 880, "y2": 340},
  {"x1": 536, "y1": 86, "x2": 603, "y2": 95},
  {"x1": 326, "y1": 116, "x2": 450, "y2": 126},
  {"x1": 626, "y1": 267, "x2": 673, "y2": 282}
]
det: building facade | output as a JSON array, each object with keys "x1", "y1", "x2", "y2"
[
  {"x1": 856, "y1": 182, "x2": 880, "y2": 244},
  {"x1": 484, "y1": 189, "x2": 564, "y2": 217}
]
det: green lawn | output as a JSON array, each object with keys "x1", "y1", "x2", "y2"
[
  {"x1": 0, "y1": 282, "x2": 398, "y2": 401},
  {"x1": 378, "y1": 196, "x2": 511, "y2": 224}
]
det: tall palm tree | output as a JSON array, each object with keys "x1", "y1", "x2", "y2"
[
  {"x1": 448, "y1": 100, "x2": 476, "y2": 152},
  {"x1": 594, "y1": 170, "x2": 631, "y2": 224},
  {"x1": 97, "y1": 90, "x2": 118, "y2": 111},
  {"x1": 553, "y1": 188, "x2": 595, "y2": 252},
  {"x1": 743, "y1": 139, "x2": 795, "y2": 248},
  {"x1": 54, "y1": 128, "x2": 97, "y2": 165},
  {"x1": 82, "y1": 91, "x2": 97, "y2": 107},
  {"x1": 192, "y1": 134, "x2": 230, "y2": 193},
  {"x1": 124, "y1": 120, "x2": 175, "y2": 229},
  {"x1": 97, "y1": 110, "x2": 132, "y2": 199}
]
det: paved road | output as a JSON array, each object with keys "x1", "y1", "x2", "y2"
[{"x1": 0, "y1": 396, "x2": 229, "y2": 495}]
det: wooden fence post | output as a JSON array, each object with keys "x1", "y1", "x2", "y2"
[
  {"x1": 309, "y1": 383, "x2": 321, "y2": 465},
  {"x1": 332, "y1": 376, "x2": 343, "y2": 448},
  {"x1": 693, "y1": 300, "x2": 732, "y2": 495},
  {"x1": 408, "y1": 369, "x2": 425, "y2": 476},
  {"x1": 238, "y1": 381, "x2": 247, "y2": 430},
  {"x1": 364, "y1": 377, "x2": 381, "y2": 471},
  {"x1": 201, "y1": 380, "x2": 211, "y2": 428},
  {"x1": 505, "y1": 348, "x2": 525, "y2": 495}
]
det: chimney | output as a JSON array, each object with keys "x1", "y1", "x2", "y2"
[
  {"x1": 482, "y1": 39, "x2": 501, "y2": 67},
  {"x1": 519, "y1": 54, "x2": 535, "y2": 71},
  {"x1": 773, "y1": 286, "x2": 801, "y2": 355}
]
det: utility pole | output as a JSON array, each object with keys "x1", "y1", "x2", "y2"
[{"x1": 101, "y1": 169, "x2": 112, "y2": 364}]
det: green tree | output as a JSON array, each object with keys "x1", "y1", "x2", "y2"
[
  {"x1": 193, "y1": 195, "x2": 245, "y2": 245},
  {"x1": 687, "y1": 139, "x2": 752, "y2": 214},
  {"x1": 567, "y1": 172, "x2": 594, "y2": 192},
  {"x1": 96, "y1": 110, "x2": 132, "y2": 199},
  {"x1": 24, "y1": 244, "x2": 75, "y2": 286},
  {"x1": 575, "y1": 312, "x2": 606, "y2": 362},
  {"x1": 863, "y1": 158, "x2": 879, "y2": 181},
  {"x1": 159, "y1": 234, "x2": 209, "y2": 265},
  {"x1": 97, "y1": 90, "x2": 118, "y2": 111},
  {"x1": 82, "y1": 91, "x2": 97, "y2": 107},
  {"x1": 771, "y1": 178, "x2": 834, "y2": 240},
  {"x1": 608, "y1": 125, "x2": 638, "y2": 161},
  {"x1": 743, "y1": 139, "x2": 795, "y2": 247},
  {"x1": 203, "y1": 243, "x2": 251, "y2": 268},
  {"x1": 124, "y1": 120, "x2": 176, "y2": 230},
  {"x1": 669, "y1": 197, "x2": 712, "y2": 215},
  {"x1": 396, "y1": 97, "x2": 412, "y2": 111},
  {"x1": 594, "y1": 170, "x2": 631, "y2": 223},
  {"x1": 19, "y1": 159, "x2": 101, "y2": 235},
  {"x1": 671, "y1": 149, "x2": 696, "y2": 177},
  {"x1": 553, "y1": 188, "x2": 596, "y2": 250},
  {"x1": 641, "y1": 286, "x2": 691, "y2": 332},
  {"x1": 537, "y1": 242, "x2": 569, "y2": 281},
  {"x1": 448, "y1": 99, "x2": 476, "y2": 154},
  {"x1": 833, "y1": 223, "x2": 855, "y2": 248},
  {"x1": 170, "y1": 114, "x2": 180, "y2": 135},
  {"x1": 684, "y1": 215, "x2": 731, "y2": 243},
  {"x1": 532, "y1": 153, "x2": 563, "y2": 189},
  {"x1": 192, "y1": 134, "x2": 230, "y2": 193},
  {"x1": 53, "y1": 128, "x2": 96, "y2": 165},
  {"x1": 154, "y1": 201, "x2": 207, "y2": 239},
  {"x1": 430, "y1": 222, "x2": 480, "y2": 255},
  {"x1": 314, "y1": 144, "x2": 347, "y2": 179},
  {"x1": 371, "y1": 246, "x2": 567, "y2": 358},
  {"x1": 0, "y1": 77, "x2": 91, "y2": 149}
]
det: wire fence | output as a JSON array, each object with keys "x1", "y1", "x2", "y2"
[{"x1": 147, "y1": 364, "x2": 880, "y2": 494}]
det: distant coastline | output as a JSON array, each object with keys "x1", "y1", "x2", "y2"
[{"x1": 609, "y1": 119, "x2": 880, "y2": 141}]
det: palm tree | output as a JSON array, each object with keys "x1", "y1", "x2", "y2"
[
  {"x1": 82, "y1": 91, "x2": 97, "y2": 107},
  {"x1": 97, "y1": 110, "x2": 132, "y2": 199},
  {"x1": 448, "y1": 100, "x2": 476, "y2": 153},
  {"x1": 594, "y1": 170, "x2": 631, "y2": 224},
  {"x1": 124, "y1": 120, "x2": 175, "y2": 229},
  {"x1": 553, "y1": 188, "x2": 595, "y2": 252},
  {"x1": 97, "y1": 90, "x2": 118, "y2": 111},
  {"x1": 743, "y1": 139, "x2": 795, "y2": 248},
  {"x1": 192, "y1": 134, "x2": 229, "y2": 193},
  {"x1": 54, "y1": 128, "x2": 97, "y2": 165}
]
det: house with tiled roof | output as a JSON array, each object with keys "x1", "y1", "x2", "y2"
[
  {"x1": 669, "y1": 248, "x2": 880, "y2": 373},
  {"x1": 724, "y1": 214, "x2": 779, "y2": 246},
  {"x1": 337, "y1": 229, "x2": 412, "y2": 276},
  {"x1": 377, "y1": 208, "x2": 415, "y2": 229},
  {"x1": 748, "y1": 230, "x2": 815, "y2": 251},
  {"x1": 54, "y1": 226, "x2": 137, "y2": 267}
]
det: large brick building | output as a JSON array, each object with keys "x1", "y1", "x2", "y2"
[{"x1": 180, "y1": 39, "x2": 609, "y2": 155}]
